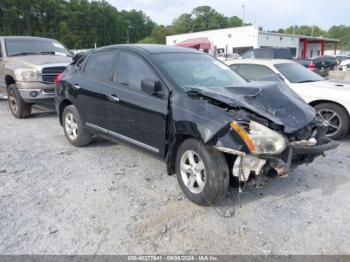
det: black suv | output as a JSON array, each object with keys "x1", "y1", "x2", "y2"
[{"x1": 55, "y1": 44, "x2": 337, "y2": 206}]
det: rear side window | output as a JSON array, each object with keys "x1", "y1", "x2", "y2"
[
  {"x1": 116, "y1": 51, "x2": 157, "y2": 90},
  {"x1": 84, "y1": 51, "x2": 115, "y2": 81},
  {"x1": 233, "y1": 64, "x2": 275, "y2": 81}
]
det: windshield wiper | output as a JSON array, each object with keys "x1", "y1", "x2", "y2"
[
  {"x1": 10, "y1": 51, "x2": 63, "y2": 57},
  {"x1": 37, "y1": 51, "x2": 56, "y2": 55},
  {"x1": 9, "y1": 52, "x2": 37, "y2": 57},
  {"x1": 295, "y1": 80, "x2": 317, "y2": 83},
  {"x1": 185, "y1": 87, "x2": 204, "y2": 96}
]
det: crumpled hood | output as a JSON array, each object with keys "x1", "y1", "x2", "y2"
[
  {"x1": 191, "y1": 81, "x2": 316, "y2": 134},
  {"x1": 7, "y1": 55, "x2": 72, "y2": 68}
]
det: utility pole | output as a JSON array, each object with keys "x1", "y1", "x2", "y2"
[
  {"x1": 126, "y1": 24, "x2": 131, "y2": 44},
  {"x1": 241, "y1": 4, "x2": 245, "y2": 27}
]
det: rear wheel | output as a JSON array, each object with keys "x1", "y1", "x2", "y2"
[
  {"x1": 7, "y1": 84, "x2": 32, "y2": 118},
  {"x1": 175, "y1": 139, "x2": 230, "y2": 206},
  {"x1": 315, "y1": 102, "x2": 349, "y2": 140},
  {"x1": 62, "y1": 105, "x2": 92, "y2": 147}
]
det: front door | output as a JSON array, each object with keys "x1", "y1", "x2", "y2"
[{"x1": 105, "y1": 50, "x2": 169, "y2": 157}]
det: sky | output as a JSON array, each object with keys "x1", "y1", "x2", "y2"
[{"x1": 108, "y1": 0, "x2": 349, "y2": 31}]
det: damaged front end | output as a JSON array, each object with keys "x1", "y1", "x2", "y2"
[
  {"x1": 215, "y1": 117, "x2": 338, "y2": 182},
  {"x1": 181, "y1": 80, "x2": 339, "y2": 182}
]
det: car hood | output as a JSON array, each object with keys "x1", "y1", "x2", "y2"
[
  {"x1": 310, "y1": 80, "x2": 350, "y2": 89},
  {"x1": 7, "y1": 55, "x2": 72, "y2": 68},
  {"x1": 339, "y1": 59, "x2": 350, "y2": 66},
  {"x1": 190, "y1": 81, "x2": 316, "y2": 134}
]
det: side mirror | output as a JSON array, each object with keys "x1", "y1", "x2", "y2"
[{"x1": 141, "y1": 79, "x2": 162, "y2": 95}]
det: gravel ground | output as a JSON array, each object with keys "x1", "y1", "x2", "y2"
[{"x1": 0, "y1": 99, "x2": 350, "y2": 255}]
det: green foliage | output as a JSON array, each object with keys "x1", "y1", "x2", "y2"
[
  {"x1": 0, "y1": 0, "x2": 156, "y2": 48},
  {"x1": 277, "y1": 25, "x2": 326, "y2": 37},
  {"x1": 172, "y1": 14, "x2": 193, "y2": 34},
  {"x1": 327, "y1": 25, "x2": 350, "y2": 50},
  {"x1": 169, "y1": 6, "x2": 243, "y2": 34}
]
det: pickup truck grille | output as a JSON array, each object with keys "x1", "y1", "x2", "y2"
[{"x1": 41, "y1": 66, "x2": 66, "y2": 83}]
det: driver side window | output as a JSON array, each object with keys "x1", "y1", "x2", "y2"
[{"x1": 116, "y1": 51, "x2": 157, "y2": 91}]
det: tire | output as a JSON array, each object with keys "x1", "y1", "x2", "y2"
[
  {"x1": 62, "y1": 105, "x2": 92, "y2": 147},
  {"x1": 7, "y1": 84, "x2": 32, "y2": 118},
  {"x1": 314, "y1": 102, "x2": 350, "y2": 140},
  {"x1": 175, "y1": 139, "x2": 230, "y2": 206}
]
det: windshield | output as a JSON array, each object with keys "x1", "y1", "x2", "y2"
[
  {"x1": 274, "y1": 62, "x2": 323, "y2": 83},
  {"x1": 5, "y1": 38, "x2": 72, "y2": 57},
  {"x1": 154, "y1": 53, "x2": 246, "y2": 91}
]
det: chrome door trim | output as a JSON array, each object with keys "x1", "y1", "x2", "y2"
[{"x1": 86, "y1": 122, "x2": 159, "y2": 153}]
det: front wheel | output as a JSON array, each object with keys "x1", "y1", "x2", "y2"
[
  {"x1": 315, "y1": 103, "x2": 349, "y2": 140},
  {"x1": 62, "y1": 105, "x2": 92, "y2": 147},
  {"x1": 175, "y1": 139, "x2": 230, "y2": 206},
  {"x1": 7, "y1": 84, "x2": 32, "y2": 118}
]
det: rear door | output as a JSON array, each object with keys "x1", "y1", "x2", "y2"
[
  {"x1": 104, "y1": 50, "x2": 169, "y2": 157},
  {"x1": 70, "y1": 50, "x2": 116, "y2": 128}
]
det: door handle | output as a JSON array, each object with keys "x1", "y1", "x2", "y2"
[
  {"x1": 107, "y1": 94, "x2": 120, "y2": 102},
  {"x1": 73, "y1": 84, "x2": 80, "y2": 90}
]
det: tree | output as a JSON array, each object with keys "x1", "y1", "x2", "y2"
[
  {"x1": 139, "y1": 25, "x2": 167, "y2": 44},
  {"x1": 0, "y1": 0, "x2": 157, "y2": 48},
  {"x1": 227, "y1": 16, "x2": 243, "y2": 27},
  {"x1": 327, "y1": 25, "x2": 350, "y2": 50},
  {"x1": 278, "y1": 25, "x2": 326, "y2": 37},
  {"x1": 172, "y1": 14, "x2": 193, "y2": 34},
  {"x1": 191, "y1": 6, "x2": 228, "y2": 31}
]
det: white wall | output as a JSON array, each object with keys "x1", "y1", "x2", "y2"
[
  {"x1": 298, "y1": 42, "x2": 321, "y2": 58},
  {"x1": 166, "y1": 26, "x2": 334, "y2": 59},
  {"x1": 258, "y1": 33, "x2": 299, "y2": 48},
  {"x1": 258, "y1": 33, "x2": 299, "y2": 57},
  {"x1": 166, "y1": 26, "x2": 259, "y2": 54}
]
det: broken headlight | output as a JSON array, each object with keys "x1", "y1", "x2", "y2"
[{"x1": 231, "y1": 120, "x2": 286, "y2": 155}]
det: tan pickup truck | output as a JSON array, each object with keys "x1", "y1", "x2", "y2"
[{"x1": 0, "y1": 36, "x2": 72, "y2": 118}]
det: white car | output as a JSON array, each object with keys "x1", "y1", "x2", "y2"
[
  {"x1": 339, "y1": 59, "x2": 350, "y2": 71},
  {"x1": 216, "y1": 53, "x2": 239, "y2": 61},
  {"x1": 225, "y1": 59, "x2": 350, "y2": 139}
]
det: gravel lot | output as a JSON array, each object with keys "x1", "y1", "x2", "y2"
[{"x1": 0, "y1": 99, "x2": 350, "y2": 255}]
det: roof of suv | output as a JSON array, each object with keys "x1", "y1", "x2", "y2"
[
  {"x1": 97, "y1": 44, "x2": 200, "y2": 54},
  {"x1": 225, "y1": 59, "x2": 295, "y2": 66}
]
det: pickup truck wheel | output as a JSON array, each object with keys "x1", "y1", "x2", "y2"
[
  {"x1": 315, "y1": 103, "x2": 349, "y2": 140},
  {"x1": 175, "y1": 139, "x2": 229, "y2": 206},
  {"x1": 7, "y1": 84, "x2": 32, "y2": 118},
  {"x1": 62, "y1": 105, "x2": 92, "y2": 147}
]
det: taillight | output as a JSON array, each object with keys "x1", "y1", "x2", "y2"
[
  {"x1": 308, "y1": 63, "x2": 315, "y2": 71},
  {"x1": 54, "y1": 72, "x2": 64, "y2": 87}
]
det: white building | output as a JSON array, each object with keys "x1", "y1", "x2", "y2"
[{"x1": 166, "y1": 25, "x2": 339, "y2": 59}]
